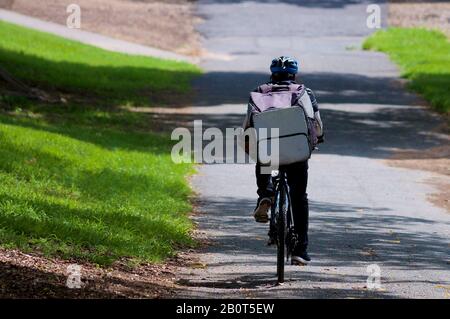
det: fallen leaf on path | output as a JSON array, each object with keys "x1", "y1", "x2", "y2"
[
  {"x1": 361, "y1": 248, "x2": 378, "y2": 257},
  {"x1": 189, "y1": 262, "x2": 208, "y2": 269}
]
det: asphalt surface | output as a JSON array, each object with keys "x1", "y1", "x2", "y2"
[{"x1": 175, "y1": 0, "x2": 450, "y2": 298}]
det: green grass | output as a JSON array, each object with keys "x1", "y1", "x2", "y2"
[
  {"x1": 0, "y1": 20, "x2": 200, "y2": 106},
  {"x1": 0, "y1": 21, "x2": 200, "y2": 265},
  {"x1": 363, "y1": 28, "x2": 450, "y2": 113}
]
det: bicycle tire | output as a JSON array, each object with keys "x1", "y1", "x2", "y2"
[{"x1": 277, "y1": 182, "x2": 287, "y2": 284}]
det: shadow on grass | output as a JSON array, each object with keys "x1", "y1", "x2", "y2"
[
  {"x1": 0, "y1": 46, "x2": 199, "y2": 108},
  {"x1": 0, "y1": 113, "x2": 174, "y2": 153}
]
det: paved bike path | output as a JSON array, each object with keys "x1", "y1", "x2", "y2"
[{"x1": 175, "y1": 0, "x2": 450, "y2": 298}]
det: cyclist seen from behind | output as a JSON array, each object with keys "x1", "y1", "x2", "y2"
[{"x1": 242, "y1": 56, "x2": 324, "y2": 265}]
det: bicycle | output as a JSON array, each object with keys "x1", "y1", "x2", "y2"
[{"x1": 268, "y1": 168, "x2": 299, "y2": 284}]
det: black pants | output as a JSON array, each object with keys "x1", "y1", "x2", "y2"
[{"x1": 256, "y1": 161, "x2": 309, "y2": 251}]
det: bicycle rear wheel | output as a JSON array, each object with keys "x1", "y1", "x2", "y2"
[{"x1": 277, "y1": 183, "x2": 288, "y2": 284}]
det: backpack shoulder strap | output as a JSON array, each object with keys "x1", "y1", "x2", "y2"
[
  {"x1": 288, "y1": 83, "x2": 305, "y2": 93},
  {"x1": 257, "y1": 83, "x2": 272, "y2": 93},
  {"x1": 296, "y1": 85, "x2": 314, "y2": 118}
]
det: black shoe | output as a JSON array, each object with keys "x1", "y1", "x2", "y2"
[{"x1": 292, "y1": 250, "x2": 311, "y2": 265}]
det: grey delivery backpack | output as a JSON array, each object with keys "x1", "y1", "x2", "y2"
[{"x1": 249, "y1": 83, "x2": 318, "y2": 166}]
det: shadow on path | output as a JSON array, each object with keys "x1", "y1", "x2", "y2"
[
  {"x1": 175, "y1": 196, "x2": 449, "y2": 297},
  {"x1": 189, "y1": 196, "x2": 449, "y2": 268}
]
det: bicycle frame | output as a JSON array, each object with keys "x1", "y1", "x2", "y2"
[{"x1": 270, "y1": 169, "x2": 296, "y2": 243}]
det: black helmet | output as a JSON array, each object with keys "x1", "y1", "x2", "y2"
[{"x1": 270, "y1": 56, "x2": 299, "y2": 74}]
